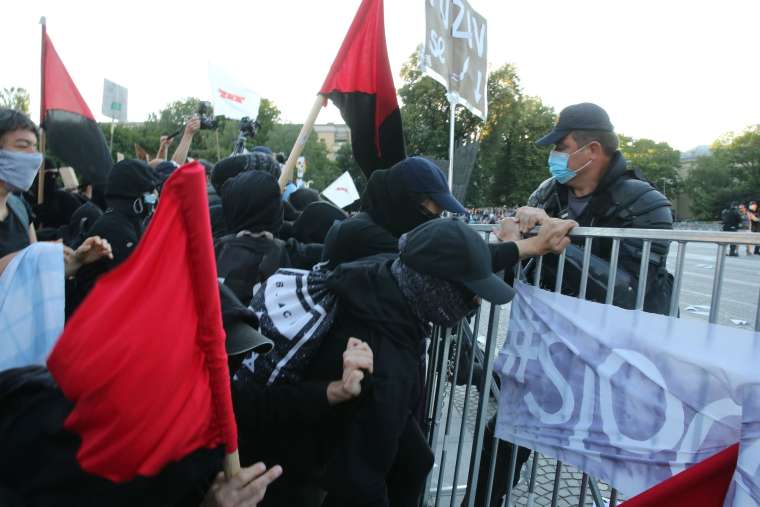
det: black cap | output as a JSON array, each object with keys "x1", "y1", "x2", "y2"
[
  {"x1": 536, "y1": 103, "x2": 614, "y2": 146},
  {"x1": 219, "y1": 283, "x2": 273, "y2": 357},
  {"x1": 397, "y1": 157, "x2": 467, "y2": 215},
  {"x1": 400, "y1": 218, "x2": 515, "y2": 304}
]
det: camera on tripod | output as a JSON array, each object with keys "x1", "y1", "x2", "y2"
[{"x1": 231, "y1": 116, "x2": 262, "y2": 155}]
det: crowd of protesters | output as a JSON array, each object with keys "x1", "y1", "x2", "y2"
[{"x1": 1, "y1": 102, "x2": 683, "y2": 507}]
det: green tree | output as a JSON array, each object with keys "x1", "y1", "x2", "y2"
[
  {"x1": 683, "y1": 126, "x2": 760, "y2": 219},
  {"x1": 619, "y1": 135, "x2": 681, "y2": 197},
  {"x1": 99, "y1": 97, "x2": 282, "y2": 163},
  {"x1": 397, "y1": 52, "x2": 555, "y2": 207},
  {"x1": 0, "y1": 87, "x2": 31, "y2": 114}
]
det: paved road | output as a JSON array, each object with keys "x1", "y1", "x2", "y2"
[{"x1": 666, "y1": 241, "x2": 760, "y2": 329}]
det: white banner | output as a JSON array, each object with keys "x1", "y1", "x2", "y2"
[
  {"x1": 321, "y1": 171, "x2": 360, "y2": 209},
  {"x1": 495, "y1": 282, "x2": 760, "y2": 506},
  {"x1": 208, "y1": 63, "x2": 261, "y2": 120}
]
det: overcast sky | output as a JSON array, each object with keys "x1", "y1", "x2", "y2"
[{"x1": 4, "y1": 0, "x2": 759, "y2": 151}]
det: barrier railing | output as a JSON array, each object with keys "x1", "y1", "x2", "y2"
[{"x1": 421, "y1": 226, "x2": 760, "y2": 507}]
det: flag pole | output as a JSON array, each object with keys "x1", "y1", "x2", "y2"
[
  {"x1": 223, "y1": 450, "x2": 241, "y2": 479},
  {"x1": 278, "y1": 94, "x2": 325, "y2": 192},
  {"x1": 37, "y1": 16, "x2": 47, "y2": 205},
  {"x1": 446, "y1": 92, "x2": 458, "y2": 192}
]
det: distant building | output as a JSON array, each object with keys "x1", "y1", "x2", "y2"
[
  {"x1": 674, "y1": 145, "x2": 711, "y2": 219},
  {"x1": 313, "y1": 123, "x2": 351, "y2": 161}
]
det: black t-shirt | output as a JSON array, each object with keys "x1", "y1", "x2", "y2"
[{"x1": 0, "y1": 203, "x2": 30, "y2": 258}]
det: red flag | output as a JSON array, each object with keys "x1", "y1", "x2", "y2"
[
  {"x1": 623, "y1": 444, "x2": 739, "y2": 507},
  {"x1": 47, "y1": 162, "x2": 237, "y2": 482},
  {"x1": 42, "y1": 32, "x2": 111, "y2": 188},
  {"x1": 319, "y1": 0, "x2": 405, "y2": 177}
]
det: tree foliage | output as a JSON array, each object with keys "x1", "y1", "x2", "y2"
[
  {"x1": 0, "y1": 87, "x2": 31, "y2": 114},
  {"x1": 684, "y1": 126, "x2": 760, "y2": 219},
  {"x1": 618, "y1": 135, "x2": 681, "y2": 197},
  {"x1": 398, "y1": 51, "x2": 556, "y2": 207}
]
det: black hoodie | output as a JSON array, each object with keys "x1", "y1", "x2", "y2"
[{"x1": 216, "y1": 171, "x2": 321, "y2": 305}]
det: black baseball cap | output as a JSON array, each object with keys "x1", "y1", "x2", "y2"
[
  {"x1": 219, "y1": 283, "x2": 273, "y2": 356},
  {"x1": 536, "y1": 103, "x2": 614, "y2": 146},
  {"x1": 397, "y1": 157, "x2": 467, "y2": 215},
  {"x1": 400, "y1": 218, "x2": 515, "y2": 304}
]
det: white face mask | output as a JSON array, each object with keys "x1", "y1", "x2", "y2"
[{"x1": 0, "y1": 149, "x2": 43, "y2": 192}]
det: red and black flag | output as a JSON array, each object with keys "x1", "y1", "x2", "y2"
[
  {"x1": 320, "y1": 0, "x2": 405, "y2": 178},
  {"x1": 0, "y1": 163, "x2": 234, "y2": 505},
  {"x1": 42, "y1": 31, "x2": 112, "y2": 189}
]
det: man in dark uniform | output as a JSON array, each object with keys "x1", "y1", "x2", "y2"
[{"x1": 470, "y1": 103, "x2": 675, "y2": 507}]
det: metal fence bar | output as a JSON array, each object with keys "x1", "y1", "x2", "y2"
[
  {"x1": 526, "y1": 452, "x2": 540, "y2": 506},
  {"x1": 449, "y1": 315, "x2": 483, "y2": 507},
  {"x1": 534, "y1": 256, "x2": 544, "y2": 287},
  {"x1": 635, "y1": 240, "x2": 652, "y2": 310},
  {"x1": 424, "y1": 327, "x2": 442, "y2": 439},
  {"x1": 470, "y1": 225, "x2": 760, "y2": 244},
  {"x1": 605, "y1": 239, "x2": 621, "y2": 305},
  {"x1": 578, "y1": 238, "x2": 593, "y2": 299},
  {"x1": 709, "y1": 244, "x2": 727, "y2": 324},
  {"x1": 669, "y1": 241, "x2": 687, "y2": 317},
  {"x1": 423, "y1": 328, "x2": 451, "y2": 505},
  {"x1": 609, "y1": 488, "x2": 618, "y2": 507},
  {"x1": 465, "y1": 303, "x2": 502, "y2": 507},
  {"x1": 549, "y1": 462, "x2": 562, "y2": 507},
  {"x1": 482, "y1": 436, "x2": 500, "y2": 507},
  {"x1": 554, "y1": 250, "x2": 567, "y2": 293},
  {"x1": 435, "y1": 325, "x2": 466, "y2": 507},
  {"x1": 588, "y1": 479, "x2": 606, "y2": 507},
  {"x1": 503, "y1": 443, "x2": 519, "y2": 507},
  {"x1": 577, "y1": 474, "x2": 589, "y2": 507},
  {"x1": 755, "y1": 289, "x2": 760, "y2": 333}
]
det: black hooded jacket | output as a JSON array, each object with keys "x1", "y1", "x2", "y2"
[
  {"x1": 0, "y1": 367, "x2": 221, "y2": 507},
  {"x1": 70, "y1": 160, "x2": 158, "y2": 314},
  {"x1": 269, "y1": 255, "x2": 434, "y2": 507},
  {"x1": 216, "y1": 171, "x2": 322, "y2": 305},
  {"x1": 321, "y1": 167, "x2": 520, "y2": 273}
]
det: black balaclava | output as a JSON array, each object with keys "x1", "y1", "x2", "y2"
[
  {"x1": 104, "y1": 159, "x2": 159, "y2": 223},
  {"x1": 288, "y1": 188, "x2": 321, "y2": 212},
  {"x1": 211, "y1": 153, "x2": 281, "y2": 194},
  {"x1": 390, "y1": 233, "x2": 478, "y2": 330},
  {"x1": 293, "y1": 201, "x2": 348, "y2": 244},
  {"x1": 221, "y1": 170, "x2": 283, "y2": 234},
  {"x1": 361, "y1": 158, "x2": 431, "y2": 238}
]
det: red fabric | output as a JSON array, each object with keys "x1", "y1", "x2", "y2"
[
  {"x1": 42, "y1": 33, "x2": 95, "y2": 121},
  {"x1": 47, "y1": 162, "x2": 237, "y2": 482},
  {"x1": 319, "y1": 0, "x2": 398, "y2": 155},
  {"x1": 623, "y1": 444, "x2": 739, "y2": 507}
]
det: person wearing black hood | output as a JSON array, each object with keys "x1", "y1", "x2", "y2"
[
  {"x1": 293, "y1": 201, "x2": 348, "y2": 244},
  {"x1": 215, "y1": 170, "x2": 322, "y2": 306},
  {"x1": 288, "y1": 187, "x2": 321, "y2": 212},
  {"x1": 209, "y1": 153, "x2": 282, "y2": 239},
  {"x1": 70, "y1": 159, "x2": 159, "y2": 311}
]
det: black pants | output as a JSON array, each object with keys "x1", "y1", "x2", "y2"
[{"x1": 462, "y1": 415, "x2": 531, "y2": 507}]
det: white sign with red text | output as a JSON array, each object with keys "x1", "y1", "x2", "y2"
[
  {"x1": 208, "y1": 63, "x2": 261, "y2": 120},
  {"x1": 322, "y1": 171, "x2": 360, "y2": 209}
]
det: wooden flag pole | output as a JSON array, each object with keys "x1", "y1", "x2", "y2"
[
  {"x1": 37, "y1": 16, "x2": 47, "y2": 205},
  {"x1": 223, "y1": 450, "x2": 241, "y2": 479},
  {"x1": 278, "y1": 94, "x2": 326, "y2": 192}
]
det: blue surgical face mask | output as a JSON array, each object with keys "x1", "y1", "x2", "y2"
[
  {"x1": 0, "y1": 149, "x2": 44, "y2": 192},
  {"x1": 548, "y1": 144, "x2": 593, "y2": 184}
]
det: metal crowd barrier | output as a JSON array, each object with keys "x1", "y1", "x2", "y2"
[{"x1": 421, "y1": 226, "x2": 760, "y2": 507}]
